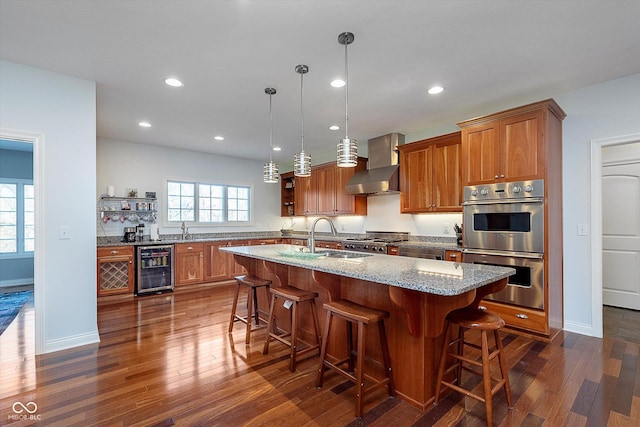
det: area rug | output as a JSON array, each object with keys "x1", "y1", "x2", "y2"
[{"x1": 0, "y1": 290, "x2": 33, "y2": 336}]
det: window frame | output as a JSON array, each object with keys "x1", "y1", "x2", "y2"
[
  {"x1": 0, "y1": 178, "x2": 35, "y2": 259},
  {"x1": 165, "y1": 179, "x2": 253, "y2": 226}
]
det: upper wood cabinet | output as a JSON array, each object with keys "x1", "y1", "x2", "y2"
[
  {"x1": 287, "y1": 158, "x2": 367, "y2": 217},
  {"x1": 280, "y1": 172, "x2": 296, "y2": 217},
  {"x1": 294, "y1": 173, "x2": 317, "y2": 216},
  {"x1": 399, "y1": 132, "x2": 462, "y2": 213},
  {"x1": 458, "y1": 99, "x2": 566, "y2": 186}
]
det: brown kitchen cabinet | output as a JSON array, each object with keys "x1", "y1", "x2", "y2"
[
  {"x1": 204, "y1": 240, "x2": 252, "y2": 282},
  {"x1": 316, "y1": 158, "x2": 367, "y2": 216},
  {"x1": 387, "y1": 245, "x2": 399, "y2": 256},
  {"x1": 175, "y1": 242, "x2": 204, "y2": 286},
  {"x1": 458, "y1": 99, "x2": 565, "y2": 186},
  {"x1": 280, "y1": 172, "x2": 296, "y2": 216},
  {"x1": 97, "y1": 246, "x2": 134, "y2": 296},
  {"x1": 445, "y1": 250, "x2": 462, "y2": 262},
  {"x1": 314, "y1": 240, "x2": 342, "y2": 250},
  {"x1": 459, "y1": 99, "x2": 566, "y2": 340},
  {"x1": 287, "y1": 159, "x2": 367, "y2": 217},
  {"x1": 294, "y1": 173, "x2": 317, "y2": 216},
  {"x1": 399, "y1": 132, "x2": 462, "y2": 213},
  {"x1": 286, "y1": 238, "x2": 308, "y2": 246}
]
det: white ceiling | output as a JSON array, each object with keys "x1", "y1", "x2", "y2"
[{"x1": 1, "y1": 1, "x2": 639, "y2": 165}]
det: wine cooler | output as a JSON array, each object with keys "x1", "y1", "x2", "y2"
[{"x1": 136, "y1": 245, "x2": 174, "y2": 295}]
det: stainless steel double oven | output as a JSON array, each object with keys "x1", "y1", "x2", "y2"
[{"x1": 462, "y1": 180, "x2": 545, "y2": 310}]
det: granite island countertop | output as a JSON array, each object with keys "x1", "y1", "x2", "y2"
[{"x1": 221, "y1": 244, "x2": 513, "y2": 296}]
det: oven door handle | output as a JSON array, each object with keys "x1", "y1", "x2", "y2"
[
  {"x1": 462, "y1": 248, "x2": 544, "y2": 259},
  {"x1": 462, "y1": 197, "x2": 544, "y2": 206}
]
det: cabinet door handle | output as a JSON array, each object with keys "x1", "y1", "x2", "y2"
[
  {"x1": 494, "y1": 175, "x2": 499, "y2": 179},
  {"x1": 515, "y1": 313, "x2": 529, "y2": 319},
  {"x1": 449, "y1": 254, "x2": 457, "y2": 259},
  {"x1": 478, "y1": 305, "x2": 487, "y2": 311},
  {"x1": 500, "y1": 174, "x2": 505, "y2": 178},
  {"x1": 111, "y1": 250, "x2": 118, "y2": 254},
  {"x1": 187, "y1": 246, "x2": 193, "y2": 250}
]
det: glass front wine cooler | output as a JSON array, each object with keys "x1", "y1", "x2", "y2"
[{"x1": 136, "y1": 245, "x2": 174, "y2": 295}]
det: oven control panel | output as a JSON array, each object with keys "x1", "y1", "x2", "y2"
[{"x1": 463, "y1": 179, "x2": 544, "y2": 202}]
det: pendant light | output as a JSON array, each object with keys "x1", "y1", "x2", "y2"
[
  {"x1": 337, "y1": 31, "x2": 358, "y2": 167},
  {"x1": 294, "y1": 64, "x2": 311, "y2": 177},
  {"x1": 263, "y1": 87, "x2": 279, "y2": 183}
]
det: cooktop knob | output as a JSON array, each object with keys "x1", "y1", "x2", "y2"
[{"x1": 512, "y1": 185, "x2": 521, "y2": 193}]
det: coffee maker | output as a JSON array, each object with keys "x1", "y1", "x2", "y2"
[{"x1": 122, "y1": 227, "x2": 137, "y2": 243}]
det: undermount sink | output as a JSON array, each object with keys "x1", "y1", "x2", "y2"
[{"x1": 316, "y1": 250, "x2": 373, "y2": 259}]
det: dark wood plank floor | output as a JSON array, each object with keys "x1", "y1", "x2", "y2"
[{"x1": 1, "y1": 283, "x2": 639, "y2": 426}]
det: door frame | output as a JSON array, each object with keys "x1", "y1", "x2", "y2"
[
  {"x1": 591, "y1": 132, "x2": 640, "y2": 338},
  {"x1": 1, "y1": 128, "x2": 45, "y2": 354}
]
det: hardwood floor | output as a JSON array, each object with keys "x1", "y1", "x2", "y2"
[
  {"x1": 604, "y1": 305, "x2": 640, "y2": 345},
  {"x1": 1, "y1": 283, "x2": 639, "y2": 426}
]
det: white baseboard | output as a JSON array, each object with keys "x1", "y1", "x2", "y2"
[
  {"x1": 563, "y1": 320, "x2": 595, "y2": 337},
  {"x1": 43, "y1": 331, "x2": 101, "y2": 354},
  {"x1": 0, "y1": 278, "x2": 34, "y2": 288}
]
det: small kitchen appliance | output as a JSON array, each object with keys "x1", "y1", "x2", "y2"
[{"x1": 122, "y1": 227, "x2": 137, "y2": 243}]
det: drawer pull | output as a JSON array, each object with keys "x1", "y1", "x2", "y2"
[
  {"x1": 187, "y1": 246, "x2": 193, "y2": 250},
  {"x1": 449, "y1": 254, "x2": 457, "y2": 259},
  {"x1": 111, "y1": 250, "x2": 118, "y2": 254},
  {"x1": 478, "y1": 305, "x2": 487, "y2": 311},
  {"x1": 515, "y1": 313, "x2": 529, "y2": 319}
]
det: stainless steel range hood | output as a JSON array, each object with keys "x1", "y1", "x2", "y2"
[{"x1": 345, "y1": 133, "x2": 405, "y2": 195}]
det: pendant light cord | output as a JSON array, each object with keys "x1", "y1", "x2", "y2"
[
  {"x1": 300, "y1": 71, "x2": 305, "y2": 152},
  {"x1": 269, "y1": 93, "x2": 273, "y2": 162},
  {"x1": 344, "y1": 39, "x2": 349, "y2": 139}
]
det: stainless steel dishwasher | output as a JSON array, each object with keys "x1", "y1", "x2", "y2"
[{"x1": 397, "y1": 246, "x2": 445, "y2": 260}]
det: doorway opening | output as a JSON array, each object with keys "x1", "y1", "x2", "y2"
[
  {"x1": 0, "y1": 129, "x2": 43, "y2": 353},
  {"x1": 591, "y1": 133, "x2": 640, "y2": 340}
]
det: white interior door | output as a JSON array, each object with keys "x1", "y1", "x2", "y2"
[{"x1": 602, "y1": 154, "x2": 640, "y2": 310}]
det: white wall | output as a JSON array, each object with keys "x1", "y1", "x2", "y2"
[
  {"x1": 556, "y1": 72, "x2": 640, "y2": 334},
  {"x1": 0, "y1": 60, "x2": 98, "y2": 353},
  {"x1": 97, "y1": 138, "x2": 282, "y2": 237}
]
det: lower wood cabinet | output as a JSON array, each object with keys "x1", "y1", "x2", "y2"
[
  {"x1": 479, "y1": 300, "x2": 548, "y2": 336},
  {"x1": 445, "y1": 250, "x2": 462, "y2": 262},
  {"x1": 97, "y1": 246, "x2": 134, "y2": 296},
  {"x1": 175, "y1": 242, "x2": 204, "y2": 286}
]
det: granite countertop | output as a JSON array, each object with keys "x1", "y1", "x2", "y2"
[
  {"x1": 221, "y1": 244, "x2": 514, "y2": 296},
  {"x1": 97, "y1": 232, "x2": 281, "y2": 247}
]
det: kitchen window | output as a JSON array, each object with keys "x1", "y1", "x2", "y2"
[
  {"x1": 167, "y1": 180, "x2": 251, "y2": 224},
  {"x1": 0, "y1": 180, "x2": 34, "y2": 256}
]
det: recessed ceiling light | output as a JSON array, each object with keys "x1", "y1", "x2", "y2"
[
  {"x1": 428, "y1": 86, "x2": 444, "y2": 95},
  {"x1": 138, "y1": 121, "x2": 151, "y2": 128},
  {"x1": 165, "y1": 78, "x2": 184, "y2": 87},
  {"x1": 331, "y1": 79, "x2": 345, "y2": 88},
  {"x1": 214, "y1": 135, "x2": 224, "y2": 141},
  {"x1": 272, "y1": 146, "x2": 282, "y2": 151},
  {"x1": 329, "y1": 125, "x2": 340, "y2": 131}
]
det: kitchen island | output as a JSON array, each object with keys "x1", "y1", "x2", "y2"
[{"x1": 222, "y1": 244, "x2": 514, "y2": 409}]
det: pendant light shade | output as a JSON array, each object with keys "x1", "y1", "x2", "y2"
[
  {"x1": 294, "y1": 64, "x2": 311, "y2": 177},
  {"x1": 337, "y1": 31, "x2": 358, "y2": 167},
  {"x1": 263, "y1": 87, "x2": 279, "y2": 183}
]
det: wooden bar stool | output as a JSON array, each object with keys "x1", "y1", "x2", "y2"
[
  {"x1": 262, "y1": 285, "x2": 321, "y2": 372},
  {"x1": 434, "y1": 307, "x2": 513, "y2": 427},
  {"x1": 316, "y1": 300, "x2": 394, "y2": 418},
  {"x1": 228, "y1": 275, "x2": 271, "y2": 344}
]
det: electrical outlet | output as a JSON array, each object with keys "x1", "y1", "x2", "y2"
[{"x1": 443, "y1": 222, "x2": 450, "y2": 234}]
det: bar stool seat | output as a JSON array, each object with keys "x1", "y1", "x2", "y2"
[
  {"x1": 228, "y1": 275, "x2": 271, "y2": 344},
  {"x1": 434, "y1": 307, "x2": 513, "y2": 427},
  {"x1": 316, "y1": 299, "x2": 394, "y2": 418},
  {"x1": 262, "y1": 285, "x2": 321, "y2": 372}
]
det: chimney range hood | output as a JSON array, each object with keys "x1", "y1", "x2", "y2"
[{"x1": 345, "y1": 133, "x2": 405, "y2": 196}]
